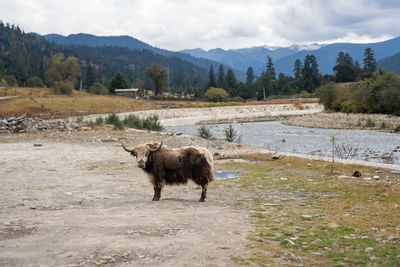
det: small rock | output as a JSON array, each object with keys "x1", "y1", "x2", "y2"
[
  {"x1": 372, "y1": 175, "x2": 380, "y2": 180},
  {"x1": 307, "y1": 163, "x2": 312, "y2": 167},
  {"x1": 365, "y1": 247, "x2": 374, "y2": 252},
  {"x1": 272, "y1": 155, "x2": 281, "y2": 160},
  {"x1": 363, "y1": 177, "x2": 372, "y2": 181},
  {"x1": 280, "y1": 177, "x2": 288, "y2": 181},
  {"x1": 338, "y1": 175, "x2": 350, "y2": 179},
  {"x1": 7, "y1": 116, "x2": 16, "y2": 122},
  {"x1": 33, "y1": 143, "x2": 43, "y2": 147},
  {"x1": 301, "y1": 215, "x2": 313, "y2": 220},
  {"x1": 328, "y1": 222, "x2": 338, "y2": 228},
  {"x1": 81, "y1": 126, "x2": 92, "y2": 131},
  {"x1": 353, "y1": 171, "x2": 362, "y2": 177}
]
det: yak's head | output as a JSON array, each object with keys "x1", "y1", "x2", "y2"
[{"x1": 121, "y1": 141, "x2": 163, "y2": 169}]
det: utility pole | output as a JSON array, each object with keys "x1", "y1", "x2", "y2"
[
  {"x1": 263, "y1": 87, "x2": 266, "y2": 101},
  {"x1": 167, "y1": 65, "x2": 170, "y2": 92}
]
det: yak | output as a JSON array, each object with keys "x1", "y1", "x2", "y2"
[{"x1": 122, "y1": 141, "x2": 214, "y2": 202}]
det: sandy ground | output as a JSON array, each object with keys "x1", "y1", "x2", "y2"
[
  {"x1": 284, "y1": 112, "x2": 400, "y2": 131},
  {"x1": 0, "y1": 132, "x2": 253, "y2": 266}
]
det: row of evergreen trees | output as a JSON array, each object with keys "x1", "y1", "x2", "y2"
[{"x1": 204, "y1": 47, "x2": 380, "y2": 101}]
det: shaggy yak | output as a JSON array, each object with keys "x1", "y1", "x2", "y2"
[{"x1": 122, "y1": 141, "x2": 214, "y2": 202}]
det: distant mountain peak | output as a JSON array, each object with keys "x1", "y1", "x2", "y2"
[{"x1": 289, "y1": 43, "x2": 325, "y2": 51}]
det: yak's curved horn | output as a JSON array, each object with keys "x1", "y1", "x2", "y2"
[
  {"x1": 121, "y1": 142, "x2": 135, "y2": 153},
  {"x1": 148, "y1": 141, "x2": 163, "y2": 153}
]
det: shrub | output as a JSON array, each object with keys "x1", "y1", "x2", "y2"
[
  {"x1": 224, "y1": 124, "x2": 241, "y2": 142},
  {"x1": 141, "y1": 116, "x2": 163, "y2": 131},
  {"x1": 105, "y1": 113, "x2": 120, "y2": 125},
  {"x1": 0, "y1": 78, "x2": 8, "y2": 88},
  {"x1": 54, "y1": 81, "x2": 74, "y2": 95},
  {"x1": 75, "y1": 116, "x2": 84, "y2": 123},
  {"x1": 364, "y1": 118, "x2": 375, "y2": 127},
  {"x1": 197, "y1": 126, "x2": 213, "y2": 139},
  {"x1": 27, "y1": 76, "x2": 45, "y2": 88},
  {"x1": 205, "y1": 87, "x2": 229, "y2": 102},
  {"x1": 95, "y1": 117, "x2": 104, "y2": 125},
  {"x1": 2, "y1": 75, "x2": 17, "y2": 87},
  {"x1": 340, "y1": 100, "x2": 355, "y2": 114},
  {"x1": 122, "y1": 115, "x2": 163, "y2": 131},
  {"x1": 315, "y1": 82, "x2": 338, "y2": 110},
  {"x1": 89, "y1": 82, "x2": 108, "y2": 95},
  {"x1": 105, "y1": 113, "x2": 124, "y2": 130}
]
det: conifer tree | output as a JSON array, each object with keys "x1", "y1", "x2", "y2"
[
  {"x1": 293, "y1": 59, "x2": 302, "y2": 79},
  {"x1": 110, "y1": 72, "x2": 128, "y2": 93},
  {"x1": 85, "y1": 64, "x2": 96, "y2": 89},
  {"x1": 363, "y1": 47, "x2": 377, "y2": 75},
  {"x1": 217, "y1": 64, "x2": 225, "y2": 89},
  {"x1": 266, "y1": 55, "x2": 276, "y2": 80},
  {"x1": 246, "y1": 66, "x2": 255, "y2": 84},
  {"x1": 208, "y1": 65, "x2": 216, "y2": 88}
]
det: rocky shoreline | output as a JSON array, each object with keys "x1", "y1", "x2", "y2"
[{"x1": 283, "y1": 112, "x2": 400, "y2": 132}]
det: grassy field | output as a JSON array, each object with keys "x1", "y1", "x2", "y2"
[
  {"x1": 0, "y1": 87, "x2": 200, "y2": 116},
  {"x1": 213, "y1": 153, "x2": 400, "y2": 266},
  {"x1": 0, "y1": 87, "x2": 319, "y2": 117}
]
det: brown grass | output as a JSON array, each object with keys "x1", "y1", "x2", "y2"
[
  {"x1": 0, "y1": 94, "x2": 157, "y2": 117},
  {"x1": 0, "y1": 87, "x2": 320, "y2": 117}
]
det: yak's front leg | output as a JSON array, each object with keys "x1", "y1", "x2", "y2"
[
  {"x1": 152, "y1": 186, "x2": 162, "y2": 201},
  {"x1": 199, "y1": 184, "x2": 208, "y2": 202}
]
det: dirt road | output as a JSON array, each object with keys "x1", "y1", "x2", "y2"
[{"x1": 0, "y1": 136, "x2": 251, "y2": 266}]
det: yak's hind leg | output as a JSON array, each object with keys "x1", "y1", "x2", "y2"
[
  {"x1": 152, "y1": 186, "x2": 162, "y2": 201},
  {"x1": 199, "y1": 184, "x2": 208, "y2": 202}
]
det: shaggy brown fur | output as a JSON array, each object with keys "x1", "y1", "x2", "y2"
[{"x1": 122, "y1": 142, "x2": 214, "y2": 202}]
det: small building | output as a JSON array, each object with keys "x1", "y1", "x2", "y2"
[{"x1": 115, "y1": 88, "x2": 140, "y2": 98}]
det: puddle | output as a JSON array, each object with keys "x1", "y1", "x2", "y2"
[{"x1": 214, "y1": 171, "x2": 238, "y2": 179}]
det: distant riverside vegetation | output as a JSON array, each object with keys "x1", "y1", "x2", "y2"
[{"x1": 0, "y1": 21, "x2": 399, "y2": 116}]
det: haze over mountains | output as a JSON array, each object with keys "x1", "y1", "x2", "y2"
[{"x1": 43, "y1": 33, "x2": 400, "y2": 77}]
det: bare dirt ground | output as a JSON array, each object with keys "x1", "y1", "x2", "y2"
[{"x1": 0, "y1": 130, "x2": 253, "y2": 266}]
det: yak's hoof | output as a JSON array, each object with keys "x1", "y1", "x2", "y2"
[
  {"x1": 199, "y1": 198, "x2": 206, "y2": 202},
  {"x1": 152, "y1": 198, "x2": 160, "y2": 201}
]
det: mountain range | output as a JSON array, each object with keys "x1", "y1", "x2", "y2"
[
  {"x1": 44, "y1": 33, "x2": 246, "y2": 81},
  {"x1": 181, "y1": 38, "x2": 400, "y2": 76},
  {"x1": 43, "y1": 33, "x2": 400, "y2": 78}
]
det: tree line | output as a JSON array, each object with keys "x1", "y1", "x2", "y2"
[{"x1": 0, "y1": 21, "x2": 207, "y2": 94}]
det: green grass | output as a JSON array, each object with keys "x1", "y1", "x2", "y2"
[{"x1": 218, "y1": 154, "x2": 400, "y2": 266}]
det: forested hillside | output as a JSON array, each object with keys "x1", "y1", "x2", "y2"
[
  {"x1": 43, "y1": 33, "x2": 245, "y2": 81},
  {"x1": 379, "y1": 52, "x2": 400, "y2": 74},
  {"x1": 0, "y1": 22, "x2": 208, "y2": 92}
]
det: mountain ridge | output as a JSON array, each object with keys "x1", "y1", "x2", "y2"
[
  {"x1": 181, "y1": 37, "x2": 400, "y2": 76},
  {"x1": 43, "y1": 33, "x2": 246, "y2": 81}
]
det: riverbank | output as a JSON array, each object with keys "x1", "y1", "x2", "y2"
[
  {"x1": 82, "y1": 103, "x2": 324, "y2": 127},
  {"x1": 1, "y1": 128, "x2": 399, "y2": 266},
  {"x1": 284, "y1": 112, "x2": 400, "y2": 132}
]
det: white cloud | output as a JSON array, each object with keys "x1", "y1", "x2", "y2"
[{"x1": 0, "y1": 0, "x2": 399, "y2": 50}]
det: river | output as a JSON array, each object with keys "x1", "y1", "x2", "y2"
[{"x1": 166, "y1": 121, "x2": 400, "y2": 165}]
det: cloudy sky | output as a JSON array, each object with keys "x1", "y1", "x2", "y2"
[{"x1": 1, "y1": 0, "x2": 399, "y2": 51}]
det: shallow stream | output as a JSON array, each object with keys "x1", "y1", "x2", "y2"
[{"x1": 166, "y1": 121, "x2": 400, "y2": 165}]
